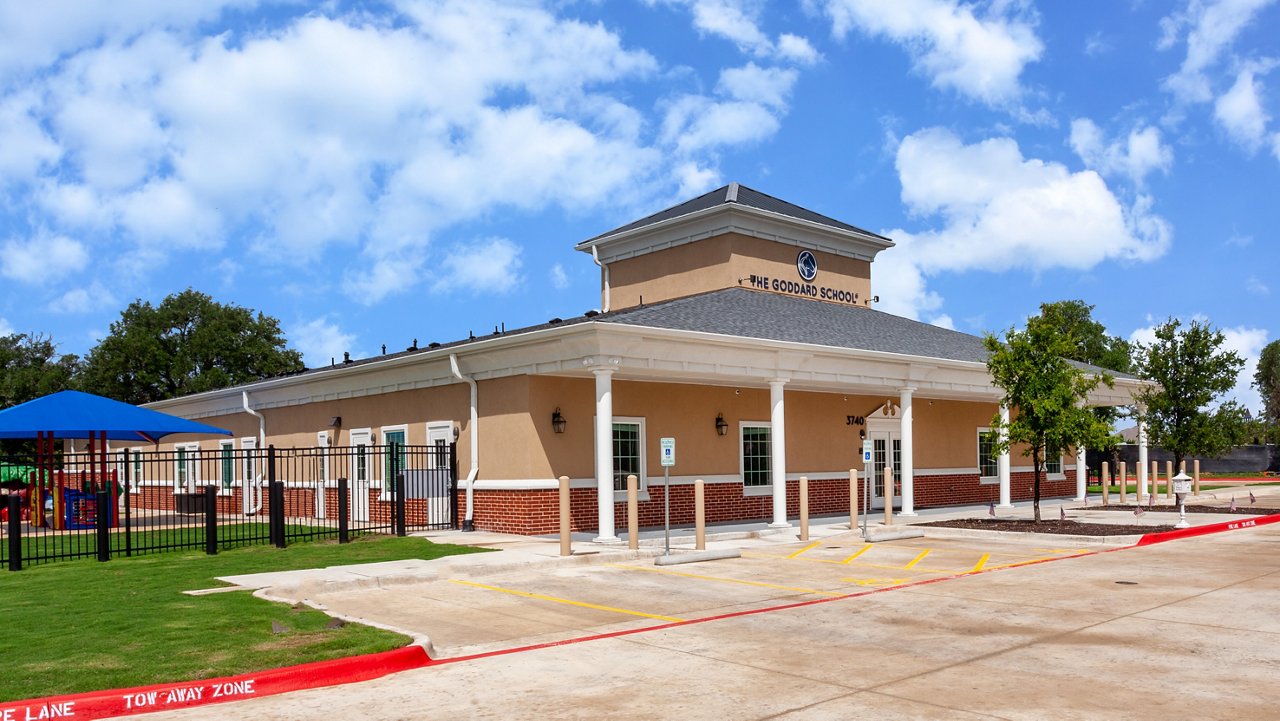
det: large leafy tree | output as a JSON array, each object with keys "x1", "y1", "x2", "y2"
[
  {"x1": 0, "y1": 333, "x2": 80, "y2": 408},
  {"x1": 1256, "y1": 339, "x2": 1280, "y2": 428},
  {"x1": 985, "y1": 315, "x2": 1115, "y2": 521},
  {"x1": 1133, "y1": 318, "x2": 1247, "y2": 473},
  {"x1": 80, "y1": 290, "x2": 305, "y2": 404}
]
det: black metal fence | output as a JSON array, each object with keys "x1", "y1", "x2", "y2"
[{"x1": 1, "y1": 443, "x2": 457, "y2": 570}]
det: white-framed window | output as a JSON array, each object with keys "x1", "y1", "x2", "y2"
[
  {"x1": 978, "y1": 429, "x2": 999, "y2": 479},
  {"x1": 218, "y1": 440, "x2": 235, "y2": 493},
  {"x1": 1045, "y1": 451, "x2": 1063, "y2": 477},
  {"x1": 174, "y1": 442, "x2": 201, "y2": 493},
  {"x1": 317, "y1": 431, "x2": 332, "y2": 485},
  {"x1": 740, "y1": 422, "x2": 772, "y2": 487},
  {"x1": 610, "y1": 418, "x2": 646, "y2": 492},
  {"x1": 350, "y1": 428, "x2": 373, "y2": 484}
]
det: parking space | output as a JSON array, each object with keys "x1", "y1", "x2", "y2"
[{"x1": 302, "y1": 530, "x2": 1102, "y2": 658}]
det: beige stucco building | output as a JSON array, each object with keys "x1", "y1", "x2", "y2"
[{"x1": 146, "y1": 184, "x2": 1146, "y2": 537}]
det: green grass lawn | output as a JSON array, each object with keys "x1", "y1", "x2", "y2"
[
  {"x1": 0, "y1": 535, "x2": 488, "y2": 702},
  {"x1": 6, "y1": 523, "x2": 357, "y2": 564}
]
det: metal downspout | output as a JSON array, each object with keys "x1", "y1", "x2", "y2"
[
  {"x1": 591, "y1": 244, "x2": 610, "y2": 313},
  {"x1": 241, "y1": 391, "x2": 265, "y2": 515},
  {"x1": 450, "y1": 354, "x2": 479, "y2": 531}
]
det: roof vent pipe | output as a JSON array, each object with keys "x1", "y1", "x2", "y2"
[
  {"x1": 449, "y1": 353, "x2": 479, "y2": 531},
  {"x1": 590, "y1": 244, "x2": 610, "y2": 313}
]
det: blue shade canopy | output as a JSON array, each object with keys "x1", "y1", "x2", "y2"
[{"x1": 0, "y1": 390, "x2": 232, "y2": 442}]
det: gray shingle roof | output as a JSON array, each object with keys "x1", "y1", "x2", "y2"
[
  {"x1": 578, "y1": 183, "x2": 890, "y2": 246},
  {"x1": 601, "y1": 287, "x2": 990, "y2": 363}
]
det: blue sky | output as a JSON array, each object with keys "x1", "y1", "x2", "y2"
[{"x1": 0, "y1": 0, "x2": 1276, "y2": 410}]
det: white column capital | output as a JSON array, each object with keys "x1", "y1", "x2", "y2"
[
  {"x1": 899, "y1": 386, "x2": 917, "y2": 394},
  {"x1": 583, "y1": 357, "x2": 620, "y2": 374},
  {"x1": 768, "y1": 378, "x2": 789, "y2": 389}
]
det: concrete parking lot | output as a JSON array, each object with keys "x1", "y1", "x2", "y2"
[{"x1": 141, "y1": 516, "x2": 1280, "y2": 721}]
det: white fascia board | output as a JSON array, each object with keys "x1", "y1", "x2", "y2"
[{"x1": 581, "y1": 204, "x2": 893, "y2": 264}]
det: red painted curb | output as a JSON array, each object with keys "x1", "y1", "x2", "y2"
[
  {"x1": 0, "y1": 645, "x2": 432, "y2": 720},
  {"x1": 1135, "y1": 512, "x2": 1280, "y2": 546}
]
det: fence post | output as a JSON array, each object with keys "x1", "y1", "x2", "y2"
[
  {"x1": 338, "y1": 477, "x2": 350, "y2": 543},
  {"x1": 450, "y1": 441, "x2": 462, "y2": 530},
  {"x1": 269, "y1": 445, "x2": 285, "y2": 549},
  {"x1": 123, "y1": 449, "x2": 133, "y2": 558},
  {"x1": 204, "y1": 485, "x2": 218, "y2": 555},
  {"x1": 395, "y1": 472, "x2": 407, "y2": 537},
  {"x1": 95, "y1": 490, "x2": 111, "y2": 562},
  {"x1": 7, "y1": 495, "x2": 20, "y2": 571}
]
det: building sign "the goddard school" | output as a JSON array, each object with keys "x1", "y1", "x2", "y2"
[{"x1": 745, "y1": 249, "x2": 860, "y2": 305}]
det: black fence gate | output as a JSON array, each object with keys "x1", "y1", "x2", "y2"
[{"x1": 1, "y1": 442, "x2": 458, "y2": 570}]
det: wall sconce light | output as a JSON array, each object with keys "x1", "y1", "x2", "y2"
[
  {"x1": 551, "y1": 407, "x2": 567, "y2": 434},
  {"x1": 859, "y1": 428, "x2": 866, "y2": 440},
  {"x1": 452, "y1": 425, "x2": 461, "y2": 441},
  {"x1": 328, "y1": 416, "x2": 342, "y2": 427},
  {"x1": 715, "y1": 413, "x2": 729, "y2": 436}
]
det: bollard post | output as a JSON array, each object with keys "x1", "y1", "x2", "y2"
[
  {"x1": 1165, "y1": 461, "x2": 1174, "y2": 501},
  {"x1": 883, "y1": 466, "x2": 893, "y2": 526},
  {"x1": 694, "y1": 479, "x2": 705, "y2": 551},
  {"x1": 626, "y1": 474, "x2": 638, "y2": 551},
  {"x1": 849, "y1": 469, "x2": 858, "y2": 532},
  {"x1": 799, "y1": 476, "x2": 809, "y2": 542},
  {"x1": 1101, "y1": 462, "x2": 1110, "y2": 505},
  {"x1": 1193, "y1": 459, "x2": 1200, "y2": 496},
  {"x1": 1151, "y1": 460, "x2": 1159, "y2": 502},
  {"x1": 1118, "y1": 461, "x2": 1128, "y2": 504},
  {"x1": 558, "y1": 475, "x2": 571, "y2": 557}
]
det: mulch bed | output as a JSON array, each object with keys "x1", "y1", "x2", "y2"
[
  {"x1": 1089, "y1": 504, "x2": 1280, "y2": 515},
  {"x1": 919, "y1": 518, "x2": 1172, "y2": 536}
]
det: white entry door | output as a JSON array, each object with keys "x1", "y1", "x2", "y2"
[
  {"x1": 868, "y1": 429, "x2": 901, "y2": 509},
  {"x1": 350, "y1": 430, "x2": 371, "y2": 522}
]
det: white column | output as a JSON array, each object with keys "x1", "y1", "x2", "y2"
[
  {"x1": 1075, "y1": 444, "x2": 1087, "y2": 501},
  {"x1": 997, "y1": 405, "x2": 1012, "y2": 508},
  {"x1": 1137, "y1": 413, "x2": 1149, "y2": 501},
  {"x1": 769, "y1": 379, "x2": 789, "y2": 528},
  {"x1": 898, "y1": 387, "x2": 916, "y2": 516},
  {"x1": 593, "y1": 367, "x2": 619, "y2": 543}
]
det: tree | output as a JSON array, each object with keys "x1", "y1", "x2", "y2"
[
  {"x1": 985, "y1": 315, "x2": 1115, "y2": 521},
  {"x1": 0, "y1": 333, "x2": 80, "y2": 408},
  {"x1": 1037, "y1": 300, "x2": 1132, "y2": 475},
  {"x1": 79, "y1": 289, "x2": 305, "y2": 404},
  {"x1": 1256, "y1": 339, "x2": 1280, "y2": 426},
  {"x1": 1133, "y1": 318, "x2": 1247, "y2": 474}
]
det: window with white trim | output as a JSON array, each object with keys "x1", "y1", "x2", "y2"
[
  {"x1": 241, "y1": 437, "x2": 257, "y2": 484},
  {"x1": 1045, "y1": 451, "x2": 1063, "y2": 476},
  {"x1": 218, "y1": 440, "x2": 235, "y2": 492},
  {"x1": 608, "y1": 418, "x2": 645, "y2": 492},
  {"x1": 741, "y1": 423, "x2": 772, "y2": 487},
  {"x1": 174, "y1": 442, "x2": 200, "y2": 493},
  {"x1": 350, "y1": 428, "x2": 372, "y2": 484},
  {"x1": 978, "y1": 429, "x2": 998, "y2": 479}
]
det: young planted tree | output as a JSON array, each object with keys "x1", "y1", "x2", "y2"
[
  {"x1": 79, "y1": 289, "x2": 305, "y2": 405},
  {"x1": 1134, "y1": 318, "x2": 1247, "y2": 473},
  {"x1": 984, "y1": 314, "x2": 1115, "y2": 521}
]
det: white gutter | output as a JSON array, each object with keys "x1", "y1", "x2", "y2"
[
  {"x1": 591, "y1": 244, "x2": 610, "y2": 313},
  {"x1": 242, "y1": 391, "x2": 266, "y2": 515},
  {"x1": 449, "y1": 353, "x2": 479, "y2": 531}
]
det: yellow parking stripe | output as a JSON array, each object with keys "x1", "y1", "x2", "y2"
[
  {"x1": 841, "y1": 544, "x2": 874, "y2": 564},
  {"x1": 450, "y1": 580, "x2": 685, "y2": 622},
  {"x1": 969, "y1": 553, "x2": 990, "y2": 572},
  {"x1": 607, "y1": 564, "x2": 842, "y2": 596},
  {"x1": 903, "y1": 549, "x2": 931, "y2": 569},
  {"x1": 786, "y1": 541, "x2": 823, "y2": 559}
]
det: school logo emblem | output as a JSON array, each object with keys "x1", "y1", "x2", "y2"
[{"x1": 796, "y1": 250, "x2": 818, "y2": 281}]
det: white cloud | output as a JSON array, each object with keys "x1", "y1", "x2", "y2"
[
  {"x1": 289, "y1": 316, "x2": 358, "y2": 369},
  {"x1": 876, "y1": 127, "x2": 1171, "y2": 321},
  {"x1": 1129, "y1": 318, "x2": 1269, "y2": 412},
  {"x1": 647, "y1": 0, "x2": 818, "y2": 63},
  {"x1": 550, "y1": 263, "x2": 569, "y2": 291},
  {"x1": 673, "y1": 161, "x2": 722, "y2": 197},
  {"x1": 1, "y1": 233, "x2": 88, "y2": 283},
  {"x1": 1069, "y1": 118, "x2": 1174, "y2": 186},
  {"x1": 0, "y1": 92, "x2": 62, "y2": 185},
  {"x1": 661, "y1": 62, "x2": 797, "y2": 155},
  {"x1": 1084, "y1": 31, "x2": 1111, "y2": 57},
  {"x1": 1160, "y1": 0, "x2": 1277, "y2": 104},
  {"x1": 815, "y1": 0, "x2": 1044, "y2": 106},
  {"x1": 430, "y1": 237, "x2": 524, "y2": 295},
  {"x1": 0, "y1": 318, "x2": 13, "y2": 336},
  {"x1": 1225, "y1": 231, "x2": 1254, "y2": 246},
  {"x1": 716, "y1": 63, "x2": 798, "y2": 111},
  {"x1": 1246, "y1": 276, "x2": 1270, "y2": 295},
  {"x1": 48, "y1": 282, "x2": 116, "y2": 314},
  {"x1": 1214, "y1": 60, "x2": 1275, "y2": 151}
]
